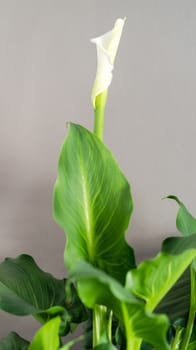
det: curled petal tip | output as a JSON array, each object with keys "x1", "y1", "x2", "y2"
[{"x1": 91, "y1": 18, "x2": 126, "y2": 108}]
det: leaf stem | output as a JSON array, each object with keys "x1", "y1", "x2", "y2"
[
  {"x1": 171, "y1": 326, "x2": 183, "y2": 350},
  {"x1": 93, "y1": 90, "x2": 108, "y2": 141},
  {"x1": 121, "y1": 303, "x2": 142, "y2": 350},
  {"x1": 179, "y1": 264, "x2": 196, "y2": 350},
  {"x1": 108, "y1": 310, "x2": 113, "y2": 342},
  {"x1": 93, "y1": 304, "x2": 109, "y2": 347}
]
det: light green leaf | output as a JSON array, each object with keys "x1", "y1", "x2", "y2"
[
  {"x1": 0, "y1": 254, "x2": 65, "y2": 316},
  {"x1": 126, "y1": 235, "x2": 196, "y2": 312},
  {"x1": 0, "y1": 332, "x2": 29, "y2": 350},
  {"x1": 28, "y1": 317, "x2": 60, "y2": 350},
  {"x1": 53, "y1": 123, "x2": 135, "y2": 283},
  {"x1": 70, "y1": 261, "x2": 170, "y2": 350},
  {"x1": 126, "y1": 251, "x2": 195, "y2": 312},
  {"x1": 167, "y1": 196, "x2": 196, "y2": 236}
]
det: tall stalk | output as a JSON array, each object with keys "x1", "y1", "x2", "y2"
[
  {"x1": 93, "y1": 305, "x2": 110, "y2": 347},
  {"x1": 92, "y1": 89, "x2": 111, "y2": 347},
  {"x1": 93, "y1": 90, "x2": 108, "y2": 141}
]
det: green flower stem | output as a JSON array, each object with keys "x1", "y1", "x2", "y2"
[
  {"x1": 92, "y1": 90, "x2": 113, "y2": 347},
  {"x1": 93, "y1": 304, "x2": 109, "y2": 347},
  {"x1": 179, "y1": 264, "x2": 196, "y2": 350},
  {"x1": 108, "y1": 310, "x2": 113, "y2": 342},
  {"x1": 93, "y1": 90, "x2": 108, "y2": 141}
]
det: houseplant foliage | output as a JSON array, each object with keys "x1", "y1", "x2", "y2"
[{"x1": 1, "y1": 18, "x2": 196, "y2": 350}]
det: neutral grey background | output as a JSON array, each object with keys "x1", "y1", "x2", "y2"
[{"x1": 1, "y1": 0, "x2": 196, "y2": 342}]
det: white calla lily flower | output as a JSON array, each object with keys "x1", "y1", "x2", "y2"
[{"x1": 91, "y1": 18, "x2": 126, "y2": 108}]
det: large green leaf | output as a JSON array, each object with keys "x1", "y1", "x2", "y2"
[
  {"x1": 167, "y1": 196, "x2": 196, "y2": 236},
  {"x1": 53, "y1": 123, "x2": 135, "y2": 283},
  {"x1": 0, "y1": 332, "x2": 29, "y2": 350},
  {"x1": 156, "y1": 269, "x2": 190, "y2": 322},
  {"x1": 70, "y1": 261, "x2": 170, "y2": 350},
  {"x1": 126, "y1": 235, "x2": 196, "y2": 312},
  {"x1": 0, "y1": 254, "x2": 65, "y2": 316},
  {"x1": 28, "y1": 317, "x2": 60, "y2": 350}
]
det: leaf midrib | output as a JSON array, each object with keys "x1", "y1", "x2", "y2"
[{"x1": 79, "y1": 153, "x2": 95, "y2": 263}]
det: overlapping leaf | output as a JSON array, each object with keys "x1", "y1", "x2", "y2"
[
  {"x1": 0, "y1": 254, "x2": 65, "y2": 316},
  {"x1": 28, "y1": 317, "x2": 60, "y2": 350},
  {"x1": 0, "y1": 332, "x2": 29, "y2": 350},
  {"x1": 53, "y1": 123, "x2": 135, "y2": 283},
  {"x1": 156, "y1": 268, "x2": 190, "y2": 322},
  {"x1": 156, "y1": 198, "x2": 196, "y2": 326},
  {"x1": 167, "y1": 196, "x2": 196, "y2": 236},
  {"x1": 126, "y1": 235, "x2": 196, "y2": 312},
  {"x1": 70, "y1": 261, "x2": 170, "y2": 350}
]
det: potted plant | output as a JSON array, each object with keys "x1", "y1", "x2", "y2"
[{"x1": 1, "y1": 18, "x2": 196, "y2": 350}]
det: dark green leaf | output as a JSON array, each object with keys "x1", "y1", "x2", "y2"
[
  {"x1": 28, "y1": 317, "x2": 60, "y2": 350},
  {"x1": 188, "y1": 341, "x2": 196, "y2": 350},
  {"x1": 156, "y1": 269, "x2": 190, "y2": 322},
  {"x1": 0, "y1": 254, "x2": 65, "y2": 316},
  {"x1": 0, "y1": 332, "x2": 29, "y2": 350},
  {"x1": 53, "y1": 123, "x2": 135, "y2": 284},
  {"x1": 166, "y1": 196, "x2": 196, "y2": 236},
  {"x1": 162, "y1": 234, "x2": 196, "y2": 254},
  {"x1": 188, "y1": 325, "x2": 196, "y2": 350},
  {"x1": 70, "y1": 261, "x2": 170, "y2": 350},
  {"x1": 141, "y1": 342, "x2": 153, "y2": 350},
  {"x1": 93, "y1": 343, "x2": 117, "y2": 350}
]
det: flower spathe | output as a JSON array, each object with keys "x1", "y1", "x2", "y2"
[{"x1": 91, "y1": 18, "x2": 126, "y2": 108}]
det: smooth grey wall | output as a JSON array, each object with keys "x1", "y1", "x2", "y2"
[{"x1": 1, "y1": 0, "x2": 196, "y2": 341}]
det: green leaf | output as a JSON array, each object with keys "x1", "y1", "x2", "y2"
[
  {"x1": 166, "y1": 196, "x2": 196, "y2": 236},
  {"x1": 0, "y1": 254, "x2": 65, "y2": 316},
  {"x1": 70, "y1": 261, "x2": 170, "y2": 350},
  {"x1": 188, "y1": 341, "x2": 196, "y2": 350},
  {"x1": 187, "y1": 326, "x2": 196, "y2": 350},
  {"x1": 162, "y1": 234, "x2": 196, "y2": 254},
  {"x1": 0, "y1": 332, "x2": 29, "y2": 350},
  {"x1": 53, "y1": 123, "x2": 135, "y2": 283},
  {"x1": 38, "y1": 282, "x2": 87, "y2": 334},
  {"x1": 156, "y1": 269, "x2": 190, "y2": 322},
  {"x1": 59, "y1": 335, "x2": 84, "y2": 350},
  {"x1": 93, "y1": 343, "x2": 117, "y2": 350},
  {"x1": 126, "y1": 235, "x2": 196, "y2": 312},
  {"x1": 28, "y1": 317, "x2": 60, "y2": 350}
]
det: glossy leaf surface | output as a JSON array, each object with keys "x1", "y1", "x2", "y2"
[
  {"x1": 0, "y1": 254, "x2": 65, "y2": 316},
  {"x1": 0, "y1": 332, "x2": 29, "y2": 350},
  {"x1": 70, "y1": 261, "x2": 170, "y2": 350},
  {"x1": 53, "y1": 123, "x2": 135, "y2": 283},
  {"x1": 28, "y1": 317, "x2": 60, "y2": 350}
]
